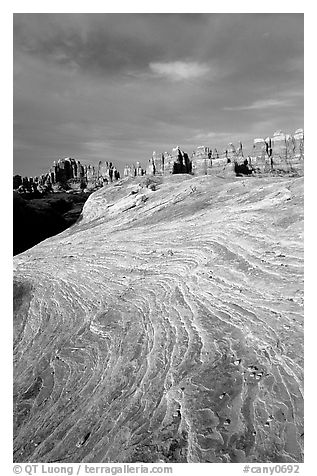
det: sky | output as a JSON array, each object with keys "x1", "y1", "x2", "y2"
[{"x1": 13, "y1": 13, "x2": 304, "y2": 176}]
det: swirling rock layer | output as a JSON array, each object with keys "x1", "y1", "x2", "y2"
[{"x1": 13, "y1": 174, "x2": 304, "y2": 463}]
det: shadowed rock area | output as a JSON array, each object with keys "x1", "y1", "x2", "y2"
[
  {"x1": 13, "y1": 174, "x2": 303, "y2": 463},
  {"x1": 13, "y1": 192, "x2": 91, "y2": 255}
]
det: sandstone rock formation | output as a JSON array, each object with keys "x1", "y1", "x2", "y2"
[
  {"x1": 270, "y1": 131, "x2": 291, "y2": 172},
  {"x1": 124, "y1": 163, "x2": 145, "y2": 178},
  {"x1": 146, "y1": 147, "x2": 191, "y2": 176},
  {"x1": 171, "y1": 146, "x2": 191, "y2": 174},
  {"x1": 13, "y1": 175, "x2": 23, "y2": 190},
  {"x1": 226, "y1": 143, "x2": 237, "y2": 163},
  {"x1": 250, "y1": 138, "x2": 271, "y2": 173},
  {"x1": 14, "y1": 173, "x2": 303, "y2": 463},
  {"x1": 153, "y1": 152, "x2": 165, "y2": 175},
  {"x1": 247, "y1": 130, "x2": 304, "y2": 175},
  {"x1": 191, "y1": 146, "x2": 212, "y2": 175},
  {"x1": 162, "y1": 152, "x2": 175, "y2": 175},
  {"x1": 14, "y1": 130, "x2": 304, "y2": 196},
  {"x1": 293, "y1": 129, "x2": 304, "y2": 160},
  {"x1": 129, "y1": 129, "x2": 303, "y2": 179},
  {"x1": 15, "y1": 159, "x2": 121, "y2": 195}
]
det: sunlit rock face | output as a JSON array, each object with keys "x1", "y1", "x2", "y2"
[
  {"x1": 14, "y1": 174, "x2": 303, "y2": 463},
  {"x1": 271, "y1": 131, "x2": 291, "y2": 172},
  {"x1": 212, "y1": 154, "x2": 228, "y2": 168},
  {"x1": 227, "y1": 143, "x2": 237, "y2": 163},
  {"x1": 250, "y1": 138, "x2": 271, "y2": 172},
  {"x1": 293, "y1": 129, "x2": 304, "y2": 158},
  {"x1": 291, "y1": 129, "x2": 304, "y2": 172},
  {"x1": 191, "y1": 146, "x2": 237, "y2": 177},
  {"x1": 163, "y1": 152, "x2": 175, "y2": 175},
  {"x1": 191, "y1": 146, "x2": 211, "y2": 175},
  {"x1": 153, "y1": 152, "x2": 165, "y2": 175}
]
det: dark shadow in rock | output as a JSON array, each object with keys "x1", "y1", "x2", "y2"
[
  {"x1": 234, "y1": 161, "x2": 253, "y2": 176},
  {"x1": 13, "y1": 192, "x2": 91, "y2": 255}
]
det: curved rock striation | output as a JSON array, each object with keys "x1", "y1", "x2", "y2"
[{"x1": 13, "y1": 174, "x2": 304, "y2": 463}]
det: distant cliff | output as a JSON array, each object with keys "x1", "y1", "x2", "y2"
[
  {"x1": 142, "y1": 128, "x2": 304, "y2": 178},
  {"x1": 13, "y1": 160, "x2": 121, "y2": 195},
  {"x1": 13, "y1": 128, "x2": 304, "y2": 194}
]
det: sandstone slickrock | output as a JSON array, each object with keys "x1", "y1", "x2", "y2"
[{"x1": 14, "y1": 174, "x2": 303, "y2": 463}]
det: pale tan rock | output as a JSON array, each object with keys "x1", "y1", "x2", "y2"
[{"x1": 14, "y1": 174, "x2": 303, "y2": 463}]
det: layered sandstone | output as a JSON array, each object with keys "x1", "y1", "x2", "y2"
[
  {"x1": 248, "y1": 130, "x2": 304, "y2": 175},
  {"x1": 271, "y1": 131, "x2": 291, "y2": 172},
  {"x1": 14, "y1": 174, "x2": 303, "y2": 463},
  {"x1": 14, "y1": 130, "x2": 304, "y2": 196},
  {"x1": 191, "y1": 146, "x2": 211, "y2": 175},
  {"x1": 143, "y1": 129, "x2": 304, "y2": 178},
  {"x1": 153, "y1": 152, "x2": 165, "y2": 175},
  {"x1": 250, "y1": 138, "x2": 271, "y2": 172},
  {"x1": 293, "y1": 129, "x2": 304, "y2": 160},
  {"x1": 124, "y1": 162, "x2": 145, "y2": 178},
  {"x1": 15, "y1": 159, "x2": 121, "y2": 195}
]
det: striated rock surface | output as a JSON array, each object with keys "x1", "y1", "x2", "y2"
[
  {"x1": 191, "y1": 146, "x2": 211, "y2": 175},
  {"x1": 153, "y1": 152, "x2": 165, "y2": 175},
  {"x1": 14, "y1": 174, "x2": 303, "y2": 463},
  {"x1": 226, "y1": 143, "x2": 237, "y2": 163},
  {"x1": 162, "y1": 152, "x2": 175, "y2": 175},
  {"x1": 250, "y1": 138, "x2": 270, "y2": 172},
  {"x1": 271, "y1": 131, "x2": 292, "y2": 172},
  {"x1": 291, "y1": 129, "x2": 304, "y2": 172},
  {"x1": 293, "y1": 129, "x2": 304, "y2": 159}
]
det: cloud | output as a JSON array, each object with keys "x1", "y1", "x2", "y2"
[
  {"x1": 13, "y1": 14, "x2": 304, "y2": 177},
  {"x1": 223, "y1": 98, "x2": 292, "y2": 111},
  {"x1": 193, "y1": 131, "x2": 233, "y2": 141},
  {"x1": 149, "y1": 61, "x2": 211, "y2": 81}
]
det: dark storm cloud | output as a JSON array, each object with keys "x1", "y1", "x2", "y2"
[
  {"x1": 14, "y1": 14, "x2": 209, "y2": 76},
  {"x1": 13, "y1": 13, "x2": 304, "y2": 176}
]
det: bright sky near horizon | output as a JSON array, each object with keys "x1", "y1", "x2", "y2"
[{"x1": 13, "y1": 13, "x2": 304, "y2": 176}]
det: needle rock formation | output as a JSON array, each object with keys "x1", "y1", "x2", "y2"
[{"x1": 14, "y1": 173, "x2": 304, "y2": 463}]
